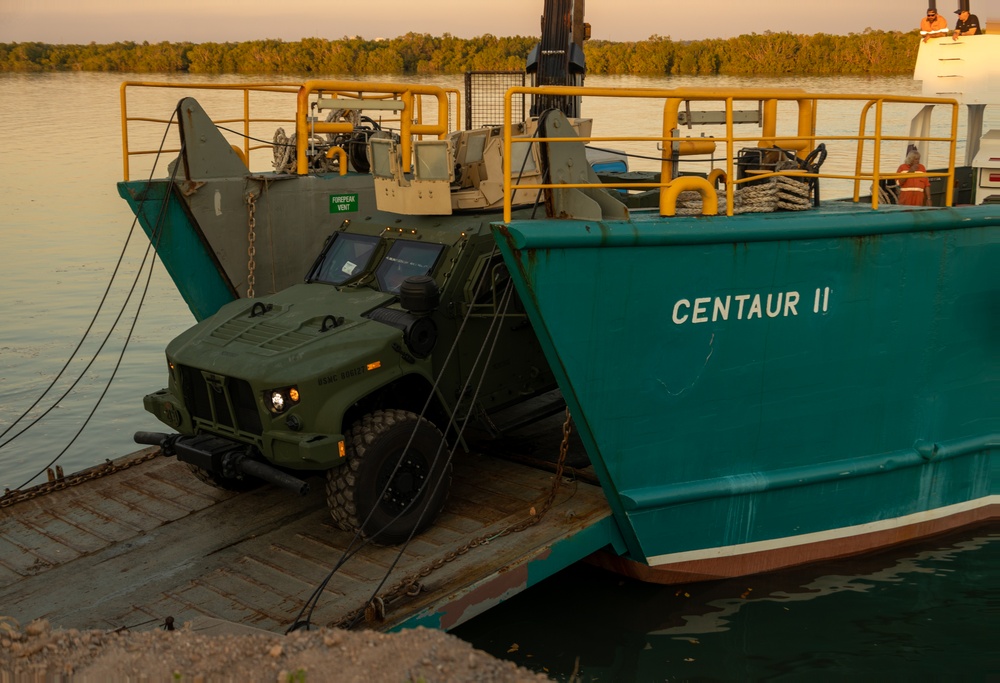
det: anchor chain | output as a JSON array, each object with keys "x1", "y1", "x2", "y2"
[
  {"x1": 0, "y1": 449, "x2": 160, "y2": 509},
  {"x1": 333, "y1": 408, "x2": 574, "y2": 629},
  {"x1": 246, "y1": 192, "x2": 258, "y2": 298}
]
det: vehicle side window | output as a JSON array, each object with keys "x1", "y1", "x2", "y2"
[
  {"x1": 309, "y1": 233, "x2": 380, "y2": 285},
  {"x1": 376, "y1": 240, "x2": 444, "y2": 293}
]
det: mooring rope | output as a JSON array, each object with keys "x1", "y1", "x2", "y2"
[{"x1": 674, "y1": 153, "x2": 815, "y2": 215}]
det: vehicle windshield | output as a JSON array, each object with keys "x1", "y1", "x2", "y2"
[
  {"x1": 376, "y1": 240, "x2": 444, "y2": 293},
  {"x1": 308, "y1": 233, "x2": 380, "y2": 285}
]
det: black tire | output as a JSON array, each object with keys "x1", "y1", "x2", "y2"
[
  {"x1": 326, "y1": 409, "x2": 452, "y2": 544},
  {"x1": 186, "y1": 463, "x2": 261, "y2": 492}
]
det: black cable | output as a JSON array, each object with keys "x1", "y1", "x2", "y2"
[
  {"x1": 215, "y1": 125, "x2": 295, "y2": 148},
  {"x1": 345, "y1": 280, "x2": 517, "y2": 630},
  {"x1": 510, "y1": 112, "x2": 548, "y2": 207},
  {"x1": 7, "y1": 110, "x2": 181, "y2": 489},
  {"x1": 311, "y1": 280, "x2": 515, "y2": 632},
  {"x1": 216, "y1": 123, "x2": 396, "y2": 150},
  {"x1": 17, "y1": 232, "x2": 161, "y2": 490},
  {"x1": 0, "y1": 242, "x2": 156, "y2": 456},
  {"x1": 0, "y1": 111, "x2": 178, "y2": 446},
  {"x1": 287, "y1": 245, "x2": 506, "y2": 633},
  {"x1": 586, "y1": 143, "x2": 729, "y2": 165}
]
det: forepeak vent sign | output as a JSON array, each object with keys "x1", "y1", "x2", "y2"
[{"x1": 330, "y1": 194, "x2": 359, "y2": 213}]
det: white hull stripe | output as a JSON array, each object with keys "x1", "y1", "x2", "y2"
[{"x1": 646, "y1": 495, "x2": 1000, "y2": 566}]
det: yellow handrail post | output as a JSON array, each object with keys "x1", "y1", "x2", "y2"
[
  {"x1": 760, "y1": 98, "x2": 778, "y2": 148},
  {"x1": 872, "y1": 99, "x2": 884, "y2": 210},
  {"x1": 120, "y1": 82, "x2": 131, "y2": 182},
  {"x1": 854, "y1": 100, "x2": 877, "y2": 203},
  {"x1": 661, "y1": 97, "x2": 681, "y2": 183},
  {"x1": 725, "y1": 96, "x2": 734, "y2": 217},
  {"x1": 295, "y1": 86, "x2": 310, "y2": 175},
  {"x1": 796, "y1": 99, "x2": 815, "y2": 159},
  {"x1": 503, "y1": 89, "x2": 514, "y2": 223},
  {"x1": 946, "y1": 103, "x2": 958, "y2": 206}
]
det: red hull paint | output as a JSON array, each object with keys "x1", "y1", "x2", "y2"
[{"x1": 588, "y1": 503, "x2": 1000, "y2": 584}]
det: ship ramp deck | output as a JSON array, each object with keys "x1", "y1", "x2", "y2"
[{"x1": 0, "y1": 447, "x2": 619, "y2": 634}]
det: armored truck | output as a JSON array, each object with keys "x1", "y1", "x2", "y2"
[{"x1": 140, "y1": 206, "x2": 558, "y2": 543}]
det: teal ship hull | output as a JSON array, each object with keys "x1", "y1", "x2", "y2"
[
  {"x1": 493, "y1": 202, "x2": 998, "y2": 580},
  {"x1": 118, "y1": 179, "x2": 237, "y2": 321}
]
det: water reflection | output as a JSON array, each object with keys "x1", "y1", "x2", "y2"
[
  {"x1": 655, "y1": 532, "x2": 998, "y2": 638},
  {"x1": 454, "y1": 527, "x2": 1000, "y2": 681}
]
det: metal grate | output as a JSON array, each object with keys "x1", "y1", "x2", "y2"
[
  {"x1": 180, "y1": 366, "x2": 262, "y2": 436},
  {"x1": 464, "y1": 71, "x2": 527, "y2": 130}
]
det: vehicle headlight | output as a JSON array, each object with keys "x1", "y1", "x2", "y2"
[{"x1": 266, "y1": 386, "x2": 300, "y2": 414}]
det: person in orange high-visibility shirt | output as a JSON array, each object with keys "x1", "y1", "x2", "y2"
[
  {"x1": 897, "y1": 149, "x2": 931, "y2": 206},
  {"x1": 920, "y1": 8, "x2": 949, "y2": 41}
]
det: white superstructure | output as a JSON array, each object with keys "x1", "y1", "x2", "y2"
[{"x1": 913, "y1": 33, "x2": 999, "y2": 195}]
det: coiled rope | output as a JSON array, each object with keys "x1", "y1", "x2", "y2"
[{"x1": 674, "y1": 156, "x2": 814, "y2": 215}]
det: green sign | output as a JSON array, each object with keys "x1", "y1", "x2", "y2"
[{"x1": 329, "y1": 193, "x2": 359, "y2": 213}]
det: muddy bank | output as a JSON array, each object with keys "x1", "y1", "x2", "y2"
[{"x1": 0, "y1": 617, "x2": 549, "y2": 682}]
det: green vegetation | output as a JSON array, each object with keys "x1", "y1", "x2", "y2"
[{"x1": 0, "y1": 30, "x2": 919, "y2": 76}]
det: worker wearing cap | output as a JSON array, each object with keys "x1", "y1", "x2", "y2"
[
  {"x1": 921, "y1": 8, "x2": 949, "y2": 41},
  {"x1": 952, "y1": 8, "x2": 982, "y2": 38}
]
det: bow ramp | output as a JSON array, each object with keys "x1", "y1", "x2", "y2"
[{"x1": 0, "y1": 445, "x2": 624, "y2": 633}]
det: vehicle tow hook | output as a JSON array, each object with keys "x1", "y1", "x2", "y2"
[
  {"x1": 134, "y1": 430, "x2": 182, "y2": 455},
  {"x1": 133, "y1": 431, "x2": 310, "y2": 496}
]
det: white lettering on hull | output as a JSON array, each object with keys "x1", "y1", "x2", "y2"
[
  {"x1": 672, "y1": 288, "x2": 826, "y2": 325},
  {"x1": 813, "y1": 286, "x2": 831, "y2": 313}
]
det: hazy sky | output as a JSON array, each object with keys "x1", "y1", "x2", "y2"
[{"x1": 1, "y1": 0, "x2": 995, "y2": 44}]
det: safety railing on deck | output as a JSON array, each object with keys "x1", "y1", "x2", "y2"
[
  {"x1": 500, "y1": 86, "x2": 960, "y2": 222},
  {"x1": 292, "y1": 81, "x2": 454, "y2": 176},
  {"x1": 120, "y1": 81, "x2": 461, "y2": 181}
]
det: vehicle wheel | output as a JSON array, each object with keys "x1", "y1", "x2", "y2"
[
  {"x1": 186, "y1": 463, "x2": 261, "y2": 492},
  {"x1": 326, "y1": 409, "x2": 452, "y2": 544}
]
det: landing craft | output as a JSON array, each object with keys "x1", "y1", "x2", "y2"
[
  {"x1": 2, "y1": 0, "x2": 996, "y2": 634},
  {"x1": 127, "y1": 0, "x2": 997, "y2": 582}
]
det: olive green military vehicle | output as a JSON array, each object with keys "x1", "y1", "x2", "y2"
[
  {"x1": 137, "y1": 206, "x2": 559, "y2": 543},
  {"x1": 133, "y1": 15, "x2": 610, "y2": 544}
]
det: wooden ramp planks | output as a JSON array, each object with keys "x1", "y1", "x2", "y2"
[{"x1": 0, "y1": 449, "x2": 613, "y2": 633}]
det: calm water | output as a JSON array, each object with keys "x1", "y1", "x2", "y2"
[
  {"x1": 454, "y1": 527, "x2": 999, "y2": 681},
  {"x1": 0, "y1": 72, "x2": 996, "y2": 679}
]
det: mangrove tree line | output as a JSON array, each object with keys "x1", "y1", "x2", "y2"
[{"x1": 0, "y1": 29, "x2": 920, "y2": 77}]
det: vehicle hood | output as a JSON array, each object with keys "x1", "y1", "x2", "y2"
[{"x1": 165, "y1": 284, "x2": 400, "y2": 378}]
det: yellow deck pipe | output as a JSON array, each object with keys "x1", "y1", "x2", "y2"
[
  {"x1": 325, "y1": 146, "x2": 348, "y2": 175},
  {"x1": 660, "y1": 176, "x2": 719, "y2": 217},
  {"x1": 295, "y1": 81, "x2": 450, "y2": 176}
]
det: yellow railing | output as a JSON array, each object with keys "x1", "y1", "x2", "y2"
[
  {"x1": 500, "y1": 86, "x2": 960, "y2": 222},
  {"x1": 293, "y1": 81, "x2": 453, "y2": 176},
  {"x1": 121, "y1": 82, "x2": 296, "y2": 181},
  {"x1": 120, "y1": 81, "x2": 461, "y2": 181}
]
